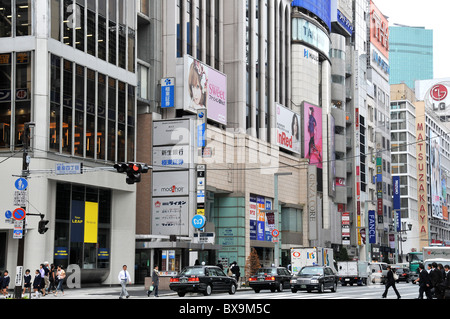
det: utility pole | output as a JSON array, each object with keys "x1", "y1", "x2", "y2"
[{"x1": 13, "y1": 122, "x2": 34, "y2": 299}]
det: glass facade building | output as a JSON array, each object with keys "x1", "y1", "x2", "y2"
[{"x1": 389, "y1": 25, "x2": 433, "y2": 89}]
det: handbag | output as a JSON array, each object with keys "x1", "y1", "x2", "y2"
[
  {"x1": 393, "y1": 272, "x2": 399, "y2": 281},
  {"x1": 149, "y1": 285, "x2": 154, "y2": 292}
]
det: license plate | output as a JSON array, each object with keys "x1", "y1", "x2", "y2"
[
  {"x1": 258, "y1": 278, "x2": 265, "y2": 281},
  {"x1": 301, "y1": 285, "x2": 306, "y2": 288},
  {"x1": 345, "y1": 278, "x2": 350, "y2": 281},
  {"x1": 180, "y1": 278, "x2": 187, "y2": 283}
]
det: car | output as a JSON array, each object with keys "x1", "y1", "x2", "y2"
[
  {"x1": 394, "y1": 267, "x2": 411, "y2": 283},
  {"x1": 169, "y1": 265, "x2": 237, "y2": 297},
  {"x1": 369, "y1": 262, "x2": 388, "y2": 284},
  {"x1": 248, "y1": 267, "x2": 292, "y2": 293},
  {"x1": 290, "y1": 266, "x2": 338, "y2": 293}
]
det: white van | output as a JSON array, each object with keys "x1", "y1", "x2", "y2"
[{"x1": 368, "y1": 262, "x2": 388, "y2": 284}]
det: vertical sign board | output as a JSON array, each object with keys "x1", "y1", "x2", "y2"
[
  {"x1": 376, "y1": 157, "x2": 383, "y2": 223},
  {"x1": 249, "y1": 195, "x2": 257, "y2": 240},
  {"x1": 196, "y1": 165, "x2": 206, "y2": 216},
  {"x1": 197, "y1": 108, "x2": 207, "y2": 148},
  {"x1": 70, "y1": 201, "x2": 98, "y2": 244},
  {"x1": 256, "y1": 196, "x2": 265, "y2": 241},
  {"x1": 368, "y1": 210, "x2": 376, "y2": 244},
  {"x1": 393, "y1": 176, "x2": 401, "y2": 232},
  {"x1": 161, "y1": 78, "x2": 175, "y2": 108},
  {"x1": 415, "y1": 102, "x2": 429, "y2": 250},
  {"x1": 308, "y1": 165, "x2": 317, "y2": 241}
]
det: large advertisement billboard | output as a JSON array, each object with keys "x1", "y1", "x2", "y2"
[
  {"x1": 276, "y1": 103, "x2": 301, "y2": 154},
  {"x1": 430, "y1": 130, "x2": 445, "y2": 219},
  {"x1": 303, "y1": 102, "x2": 323, "y2": 169},
  {"x1": 184, "y1": 55, "x2": 227, "y2": 125}
]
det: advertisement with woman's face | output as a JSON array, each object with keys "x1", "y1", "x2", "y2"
[
  {"x1": 184, "y1": 56, "x2": 227, "y2": 125},
  {"x1": 303, "y1": 102, "x2": 323, "y2": 169},
  {"x1": 276, "y1": 103, "x2": 301, "y2": 154}
]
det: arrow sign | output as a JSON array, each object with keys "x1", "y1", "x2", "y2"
[{"x1": 13, "y1": 208, "x2": 26, "y2": 221}]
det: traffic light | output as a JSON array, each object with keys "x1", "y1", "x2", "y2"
[
  {"x1": 114, "y1": 163, "x2": 149, "y2": 185},
  {"x1": 38, "y1": 218, "x2": 49, "y2": 234},
  {"x1": 126, "y1": 163, "x2": 142, "y2": 185}
]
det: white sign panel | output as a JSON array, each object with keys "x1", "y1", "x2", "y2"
[
  {"x1": 276, "y1": 103, "x2": 301, "y2": 154},
  {"x1": 152, "y1": 171, "x2": 189, "y2": 197},
  {"x1": 55, "y1": 163, "x2": 82, "y2": 175},
  {"x1": 152, "y1": 145, "x2": 191, "y2": 171},
  {"x1": 153, "y1": 119, "x2": 191, "y2": 146},
  {"x1": 152, "y1": 197, "x2": 189, "y2": 236}
]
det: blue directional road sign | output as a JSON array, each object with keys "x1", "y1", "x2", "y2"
[
  {"x1": 192, "y1": 215, "x2": 206, "y2": 229},
  {"x1": 15, "y1": 178, "x2": 28, "y2": 191}
]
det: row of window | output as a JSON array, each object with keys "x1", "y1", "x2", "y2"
[
  {"x1": 50, "y1": 0, "x2": 136, "y2": 72},
  {"x1": 0, "y1": 51, "x2": 32, "y2": 150},
  {"x1": 0, "y1": 0, "x2": 32, "y2": 37},
  {"x1": 50, "y1": 54, "x2": 135, "y2": 162}
]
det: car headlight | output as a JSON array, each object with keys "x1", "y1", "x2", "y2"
[
  {"x1": 310, "y1": 279, "x2": 319, "y2": 284},
  {"x1": 290, "y1": 279, "x2": 297, "y2": 284}
]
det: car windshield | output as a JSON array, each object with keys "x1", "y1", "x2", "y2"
[
  {"x1": 179, "y1": 267, "x2": 205, "y2": 276},
  {"x1": 256, "y1": 268, "x2": 276, "y2": 275},
  {"x1": 298, "y1": 267, "x2": 324, "y2": 276}
]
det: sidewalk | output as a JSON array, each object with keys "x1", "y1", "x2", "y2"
[{"x1": 7, "y1": 284, "x2": 252, "y2": 299}]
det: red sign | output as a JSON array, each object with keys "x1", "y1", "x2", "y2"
[
  {"x1": 13, "y1": 208, "x2": 26, "y2": 221},
  {"x1": 430, "y1": 84, "x2": 448, "y2": 102}
]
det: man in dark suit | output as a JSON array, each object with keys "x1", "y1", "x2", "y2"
[
  {"x1": 382, "y1": 266, "x2": 401, "y2": 299},
  {"x1": 415, "y1": 263, "x2": 432, "y2": 299}
]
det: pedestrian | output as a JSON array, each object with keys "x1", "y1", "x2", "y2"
[
  {"x1": 430, "y1": 262, "x2": 443, "y2": 298},
  {"x1": 1, "y1": 270, "x2": 10, "y2": 298},
  {"x1": 39, "y1": 263, "x2": 46, "y2": 296},
  {"x1": 43, "y1": 261, "x2": 50, "y2": 293},
  {"x1": 32, "y1": 269, "x2": 42, "y2": 299},
  {"x1": 54, "y1": 265, "x2": 65, "y2": 297},
  {"x1": 118, "y1": 265, "x2": 131, "y2": 299},
  {"x1": 148, "y1": 265, "x2": 160, "y2": 297},
  {"x1": 230, "y1": 261, "x2": 241, "y2": 286},
  {"x1": 22, "y1": 269, "x2": 32, "y2": 296},
  {"x1": 439, "y1": 265, "x2": 450, "y2": 299},
  {"x1": 48, "y1": 264, "x2": 56, "y2": 293},
  {"x1": 415, "y1": 263, "x2": 432, "y2": 299},
  {"x1": 381, "y1": 266, "x2": 401, "y2": 299}
]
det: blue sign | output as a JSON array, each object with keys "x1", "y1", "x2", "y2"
[
  {"x1": 161, "y1": 78, "x2": 175, "y2": 108},
  {"x1": 192, "y1": 215, "x2": 206, "y2": 229},
  {"x1": 393, "y1": 176, "x2": 401, "y2": 232},
  {"x1": 250, "y1": 220, "x2": 257, "y2": 240},
  {"x1": 15, "y1": 178, "x2": 28, "y2": 191},
  {"x1": 368, "y1": 210, "x2": 376, "y2": 244},
  {"x1": 337, "y1": 9, "x2": 353, "y2": 35},
  {"x1": 292, "y1": 0, "x2": 331, "y2": 31},
  {"x1": 5, "y1": 210, "x2": 12, "y2": 219}
]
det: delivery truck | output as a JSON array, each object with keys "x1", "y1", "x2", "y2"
[
  {"x1": 423, "y1": 246, "x2": 450, "y2": 269},
  {"x1": 337, "y1": 261, "x2": 369, "y2": 286},
  {"x1": 290, "y1": 247, "x2": 335, "y2": 274}
]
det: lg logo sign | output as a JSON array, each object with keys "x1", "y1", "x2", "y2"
[{"x1": 430, "y1": 84, "x2": 448, "y2": 102}]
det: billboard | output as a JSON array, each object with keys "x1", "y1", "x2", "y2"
[
  {"x1": 276, "y1": 103, "x2": 301, "y2": 154},
  {"x1": 303, "y1": 102, "x2": 323, "y2": 169},
  {"x1": 291, "y1": 0, "x2": 331, "y2": 31},
  {"x1": 184, "y1": 55, "x2": 227, "y2": 125},
  {"x1": 370, "y1": 0, "x2": 389, "y2": 59}
]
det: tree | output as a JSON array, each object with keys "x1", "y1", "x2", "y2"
[{"x1": 245, "y1": 248, "x2": 260, "y2": 280}]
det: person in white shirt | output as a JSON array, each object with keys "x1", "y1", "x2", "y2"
[{"x1": 118, "y1": 265, "x2": 132, "y2": 299}]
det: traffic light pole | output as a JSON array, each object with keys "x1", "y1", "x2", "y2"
[{"x1": 14, "y1": 122, "x2": 33, "y2": 299}]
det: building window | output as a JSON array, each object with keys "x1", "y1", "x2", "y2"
[
  {"x1": 50, "y1": 55, "x2": 61, "y2": 152},
  {"x1": 0, "y1": 0, "x2": 12, "y2": 37},
  {"x1": 0, "y1": 53, "x2": 12, "y2": 149},
  {"x1": 54, "y1": 183, "x2": 111, "y2": 270}
]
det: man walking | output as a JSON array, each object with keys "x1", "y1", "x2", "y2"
[
  {"x1": 148, "y1": 265, "x2": 160, "y2": 297},
  {"x1": 415, "y1": 263, "x2": 432, "y2": 299},
  {"x1": 118, "y1": 265, "x2": 131, "y2": 299},
  {"x1": 381, "y1": 266, "x2": 401, "y2": 299}
]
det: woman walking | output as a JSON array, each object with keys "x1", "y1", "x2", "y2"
[{"x1": 54, "y1": 265, "x2": 65, "y2": 297}]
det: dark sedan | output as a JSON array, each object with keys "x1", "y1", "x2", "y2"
[
  {"x1": 290, "y1": 266, "x2": 338, "y2": 293},
  {"x1": 169, "y1": 265, "x2": 237, "y2": 297},
  {"x1": 394, "y1": 267, "x2": 411, "y2": 283},
  {"x1": 248, "y1": 267, "x2": 292, "y2": 293}
]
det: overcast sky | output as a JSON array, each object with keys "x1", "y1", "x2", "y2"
[{"x1": 373, "y1": 0, "x2": 450, "y2": 79}]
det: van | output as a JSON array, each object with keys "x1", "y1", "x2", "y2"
[{"x1": 368, "y1": 262, "x2": 388, "y2": 284}]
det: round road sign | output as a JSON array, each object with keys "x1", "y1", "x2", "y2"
[
  {"x1": 272, "y1": 229, "x2": 280, "y2": 238},
  {"x1": 13, "y1": 208, "x2": 26, "y2": 221},
  {"x1": 192, "y1": 215, "x2": 206, "y2": 229}
]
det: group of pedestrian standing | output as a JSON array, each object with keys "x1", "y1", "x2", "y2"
[
  {"x1": 415, "y1": 262, "x2": 450, "y2": 299},
  {"x1": 22, "y1": 262, "x2": 66, "y2": 298}
]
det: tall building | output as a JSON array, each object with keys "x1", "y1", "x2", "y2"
[
  {"x1": 0, "y1": 0, "x2": 139, "y2": 285},
  {"x1": 389, "y1": 25, "x2": 433, "y2": 89}
]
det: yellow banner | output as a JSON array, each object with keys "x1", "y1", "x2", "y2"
[{"x1": 84, "y1": 202, "x2": 98, "y2": 244}]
